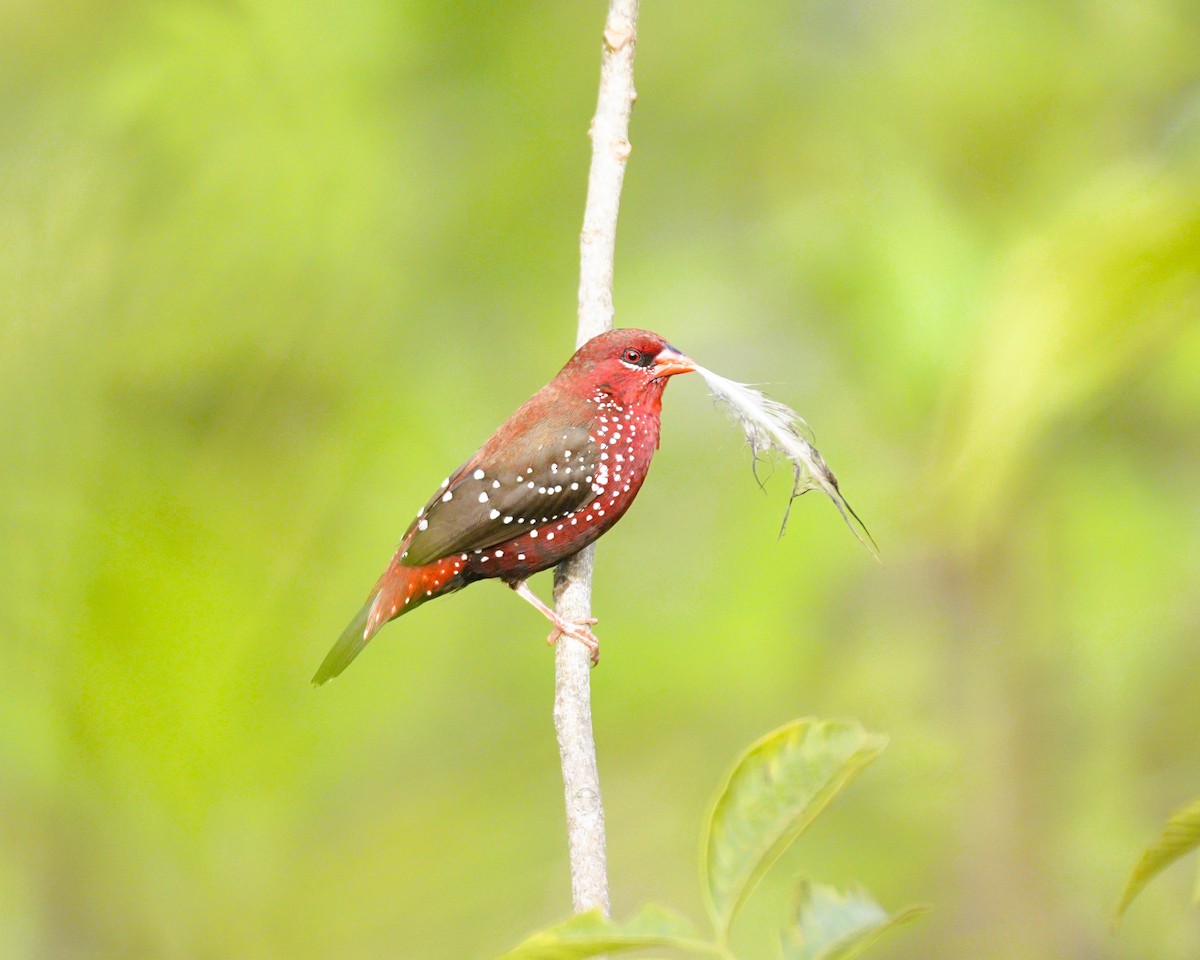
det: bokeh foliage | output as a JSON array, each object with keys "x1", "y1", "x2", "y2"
[{"x1": 3, "y1": 1, "x2": 1199, "y2": 958}]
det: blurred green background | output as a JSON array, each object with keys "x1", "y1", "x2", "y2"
[{"x1": 3, "y1": 1, "x2": 1199, "y2": 957}]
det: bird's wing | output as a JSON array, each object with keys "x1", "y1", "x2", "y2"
[{"x1": 401, "y1": 420, "x2": 602, "y2": 566}]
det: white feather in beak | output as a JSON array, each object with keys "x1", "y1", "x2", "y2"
[{"x1": 693, "y1": 364, "x2": 878, "y2": 559}]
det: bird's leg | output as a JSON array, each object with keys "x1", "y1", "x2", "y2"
[{"x1": 509, "y1": 580, "x2": 600, "y2": 663}]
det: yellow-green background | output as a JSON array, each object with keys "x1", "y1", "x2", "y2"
[{"x1": 4, "y1": 2, "x2": 1199, "y2": 957}]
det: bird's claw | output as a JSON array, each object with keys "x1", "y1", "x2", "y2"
[{"x1": 547, "y1": 617, "x2": 600, "y2": 664}]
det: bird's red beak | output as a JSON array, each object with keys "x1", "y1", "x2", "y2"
[{"x1": 652, "y1": 346, "x2": 697, "y2": 379}]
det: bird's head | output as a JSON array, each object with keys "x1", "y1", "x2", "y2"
[{"x1": 557, "y1": 328, "x2": 697, "y2": 408}]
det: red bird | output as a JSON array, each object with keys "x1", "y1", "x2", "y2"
[{"x1": 313, "y1": 329, "x2": 697, "y2": 684}]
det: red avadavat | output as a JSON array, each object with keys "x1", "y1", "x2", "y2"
[{"x1": 314, "y1": 329, "x2": 695, "y2": 684}]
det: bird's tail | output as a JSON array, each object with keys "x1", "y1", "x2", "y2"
[
  {"x1": 312, "y1": 594, "x2": 378, "y2": 686},
  {"x1": 312, "y1": 561, "x2": 446, "y2": 686}
]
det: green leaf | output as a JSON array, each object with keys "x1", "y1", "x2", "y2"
[
  {"x1": 1193, "y1": 852, "x2": 1200, "y2": 907},
  {"x1": 1116, "y1": 795, "x2": 1200, "y2": 921},
  {"x1": 702, "y1": 719, "x2": 887, "y2": 939},
  {"x1": 497, "y1": 904, "x2": 723, "y2": 960},
  {"x1": 780, "y1": 881, "x2": 926, "y2": 960}
]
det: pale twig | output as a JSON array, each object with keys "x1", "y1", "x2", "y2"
[{"x1": 552, "y1": 0, "x2": 640, "y2": 918}]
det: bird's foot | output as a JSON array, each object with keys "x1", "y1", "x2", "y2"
[
  {"x1": 546, "y1": 617, "x2": 600, "y2": 663},
  {"x1": 509, "y1": 580, "x2": 601, "y2": 664}
]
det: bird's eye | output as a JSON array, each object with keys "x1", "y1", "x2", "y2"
[{"x1": 622, "y1": 348, "x2": 642, "y2": 365}]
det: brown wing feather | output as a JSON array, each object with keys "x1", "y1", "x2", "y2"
[{"x1": 401, "y1": 420, "x2": 600, "y2": 565}]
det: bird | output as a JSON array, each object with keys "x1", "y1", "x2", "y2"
[{"x1": 313, "y1": 328, "x2": 697, "y2": 685}]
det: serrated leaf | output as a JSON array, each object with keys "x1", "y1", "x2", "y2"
[
  {"x1": 702, "y1": 718, "x2": 887, "y2": 939},
  {"x1": 1116, "y1": 795, "x2": 1200, "y2": 921},
  {"x1": 497, "y1": 904, "x2": 722, "y2": 960},
  {"x1": 780, "y1": 881, "x2": 926, "y2": 960}
]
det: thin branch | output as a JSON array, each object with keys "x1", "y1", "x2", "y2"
[{"x1": 552, "y1": 0, "x2": 641, "y2": 917}]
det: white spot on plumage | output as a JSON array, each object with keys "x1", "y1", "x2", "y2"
[
  {"x1": 546, "y1": 532, "x2": 555, "y2": 540},
  {"x1": 473, "y1": 468, "x2": 485, "y2": 480},
  {"x1": 478, "y1": 491, "x2": 489, "y2": 503},
  {"x1": 441, "y1": 478, "x2": 449, "y2": 488},
  {"x1": 418, "y1": 519, "x2": 428, "y2": 531},
  {"x1": 495, "y1": 550, "x2": 503, "y2": 558},
  {"x1": 517, "y1": 553, "x2": 526, "y2": 560},
  {"x1": 530, "y1": 529, "x2": 538, "y2": 538},
  {"x1": 492, "y1": 479, "x2": 500, "y2": 488},
  {"x1": 570, "y1": 482, "x2": 579, "y2": 490},
  {"x1": 489, "y1": 509, "x2": 500, "y2": 520},
  {"x1": 503, "y1": 516, "x2": 513, "y2": 524},
  {"x1": 442, "y1": 491, "x2": 453, "y2": 502}
]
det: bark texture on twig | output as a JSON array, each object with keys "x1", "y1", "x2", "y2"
[{"x1": 552, "y1": 0, "x2": 640, "y2": 918}]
